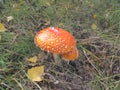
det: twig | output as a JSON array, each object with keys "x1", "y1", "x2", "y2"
[
  {"x1": 12, "y1": 78, "x2": 24, "y2": 90},
  {"x1": 83, "y1": 50, "x2": 103, "y2": 77},
  {"x1": 1, "y1": 82, "x2": 15, "y2": 90},
  {"x1": 10, "y1": 33, "x2": 21, "y2": 45}
]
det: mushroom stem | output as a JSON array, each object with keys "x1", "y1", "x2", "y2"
[{"x1": 53, "y1": 54, "x2": 62, "y2": 65}]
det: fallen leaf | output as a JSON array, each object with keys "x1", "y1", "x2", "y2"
[
  {"x1": 7, "y1": 16, "x2": 13, "y2": 22},
  {"x1": 27, "y1": 56, "x2": 37, "y2": 63},
  {"x1": 46, "y1": 2, "x2": 51, "y2": 6},
  {"x1": 91, "y1": 23, "x2": 97, "y2": 30},
  {"x1": 27, "y1": 66, "x2": 44, "y2": 82},
  {"x1": 0, "y1": 23, "x2": 7, "y2": 32},
  {"x1": 93, "y1": 14, "x2": 97, "y2": 19}
]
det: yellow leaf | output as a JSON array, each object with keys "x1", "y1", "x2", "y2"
[
  {"x1": 0, "y1": 23, "x2": 7, "y2": 32},
  {"x1": 27, "y1": 56, "x2": 37, "y2": 63},
  {"x1": 7, "y1": 16, "x2": 13, "y2": 22},
  {"x1": 46, "y1": 2, "x2": 51, "y2": 6},
  {"x1": 27, "y1": 66, "x2": 44, "y2": 82},
  {"x1": 93, "y1": 14, "x2": 97, "y2": 19},
  {"x1": 91, "y1": 23, "x2": 97, "y2": 29}
]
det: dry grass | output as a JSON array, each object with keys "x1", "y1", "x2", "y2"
[{"x1": 0, "y1": 0, "x2": 120, "y2": 90}]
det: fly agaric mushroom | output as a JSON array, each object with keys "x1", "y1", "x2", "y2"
[
  {"x1": 34, "y1": 27, "x2": 78, "y2": 60},
  {"x1": 61, "y1": 48, "x2": 78, "y2": 60}
]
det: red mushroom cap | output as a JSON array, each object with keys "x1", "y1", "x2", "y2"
[
  {"x1": 61, "y1": 48, "x2": 79, "y2": 60},
  {"x1": 34, "y1": 27, "x2": 78, "y2": 60}
]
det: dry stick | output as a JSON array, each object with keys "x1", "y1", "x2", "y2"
[
  {"x1": 83, "y1": 50, "x2": 103, "y2": 77},
  {"x1": 43, "y1": 73, "x2": 83, "y2": 89},
  {"x1": 12, "y1": 78, "x2": 24, "y2": 90},
  {"x1": 3, "y1": 48, "x2": 26, "y2": 57},
  {"x1": 0, "y1": 68, "x2": 5, "y2": 71},
  {"x1": 108, "y1": 37, "x2": 120, "y2": 76},
  {"x1": 90, "y1": 73, "x2": 120, "y2": 83},
  {"x1": 1, "y1": 82, "x2": 15, "y2": 90},
  {"x1": 43, "y1": 73, "x2": 59, "y2": 84},
  {"x1": 10, "y1": 33, "x2": 21, "y2": 45},
  {"x1": 77, "y1": 36, "x2": 100, "y2": 45}
]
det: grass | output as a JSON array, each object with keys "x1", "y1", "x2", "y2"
[{"x1": 0, "y1": 0, "x2": 120, "y2": 90}]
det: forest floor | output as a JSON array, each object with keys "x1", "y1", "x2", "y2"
[{"x1": 0, "y1": 0, "x2": 120, "y2": 90}]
